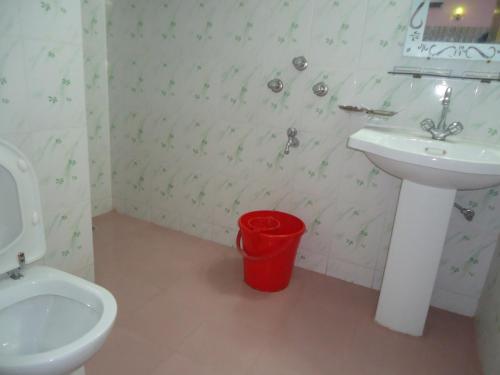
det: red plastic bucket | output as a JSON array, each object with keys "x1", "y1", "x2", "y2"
[{"x1": 236, "y1": 210, "x2": 306, "y2": 292}]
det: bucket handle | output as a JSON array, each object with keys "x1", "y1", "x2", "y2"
[{"x1": 236, "y1": 230, "x2": 293, "y2": 262}]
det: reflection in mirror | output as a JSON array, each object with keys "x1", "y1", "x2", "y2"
[
  {"x1": 424, "y1": 0, "x2": 500, "y2": 43},
  {"x1": 404, "y1": 0, "x2": 500, "y2": 61}
]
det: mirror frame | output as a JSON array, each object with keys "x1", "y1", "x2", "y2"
[{"x1": 404, "y1": 0, "x2": 500, "y2": 62}]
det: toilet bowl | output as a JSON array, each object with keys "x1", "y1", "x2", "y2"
[
  {"x1": 0, "y1": 139, "x2": 117, "y2": 375},
  {"x1": 0, "y1": 266, "x2": 116, "y2": 375}
]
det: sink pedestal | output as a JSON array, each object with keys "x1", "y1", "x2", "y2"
[
  {"x1": 348, "y1": 126, "x2": 500, "y2": 335},
  {"x1": 375, "y1": 180, "x2": 456, "y2": 336}
]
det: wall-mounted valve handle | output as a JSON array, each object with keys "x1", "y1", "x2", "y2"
[
  {"x1": 267, "y1": 78, "x2": 284, "y2": 93},
  {"x1": 420, "y1": 118, "x2": 435, "y2": 132},
  {"x1": 287, "y1": 127, "x2": 297, "y2": 138},
  {"x1": 447, "y1": 121, "x2": 463, "y2": 135},
  {"x1": 292, "y1": 56, "x2": 308, "y2": 71},
  {"x1": 312, "y1": 82, "x2": 328, "y2": 97},
  {"x1": 284, "y1": 127, "x2": 299, "y2": 155}
]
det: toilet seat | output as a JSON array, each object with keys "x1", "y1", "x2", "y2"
[
  {"x1": 0, "y1": 139, "x2": 46, "y2": 274},
  {"x1": 0, "y1": 266, "x2": 117, "y2": 375}
]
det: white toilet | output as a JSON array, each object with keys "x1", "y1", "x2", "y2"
[{"x1": 0, "y1": 139, "x2": 117, "y2": 375}]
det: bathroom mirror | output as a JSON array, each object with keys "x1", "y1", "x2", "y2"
[{"x1": 404, "y1": 0, "x2": 500, "y2": 61}]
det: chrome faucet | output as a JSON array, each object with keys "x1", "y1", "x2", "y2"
[
  {"x1": 284, "y1": 127, "x2": 299, "y2": 155},
  {"x1": 420, "y1": 87, "x2": 463, "y2": 141}
]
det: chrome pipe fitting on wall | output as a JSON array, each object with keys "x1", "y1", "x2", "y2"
[
  {"x1": 312, "y1": 82, "x2": 328, "y2": 97},
  {"x1": 267, "y1": 78, "x2": 284, "y2": 93},
  {"x1": 292, "y1": 56, "x2": 308, "y2": 71},
  {"x1": 454, "y1": 202, "x2": 475, "y2": 222},
  {"x1": 267, "y1": 56, "x2": 329, "y2": 99},
  {"x1": 284, "y1": 127, "x2": 299, "y2": 155}
]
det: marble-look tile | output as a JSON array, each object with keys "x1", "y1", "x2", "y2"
[
  {"x1": 310, "y1": 0, "x2": 368, "y2": 69},
  {"x1": 276, "y1": 191, "x2": 338, "y2": 256},
  {"x1": 0, "y1": 36, "x2": 29, "y2": 134},
  {"x1": 32, "y1": 129, "x2": 91, "y2": 213},
  {"x1": 150, "y1": 207, "x2": 181, "y2": 232},
  {"x1": 19, "y1": 0, "x2": 83, "y2": 44},
  {"x1": 24, "y1": 40, "x2": 86, "y2": 131},
  {"x1": 0, "y1": 132, "x2": 33, "y2": 159},
  {"x1": 295, "y1": 246, "x2": 329, "y2": 274},
  {"x1": 292, "y1": 130, "x2": 350, "y2": 197},
  {"x1": 299, "y1": 67, "x2": 357, "y2": 135},
  {"x1": 476, "y1": 237, "x2": 500, "y2": 374},
  {"x1": 358, "y1": 0, "x2": 411, "y2": 70},
  {"x1": 431, "y1": 288, "x2": 479, "y2": 318},
  {"x1": 0, "y1": 0, "x2": 94, "y2": 282},
  {"x1": 0, "y1": 1, "x2": 21, "y2": 37},
  {"x1": 466, "y1": 82, "x2": 500, "y2": 144},
  {"x1": 326, "y1": 258, "x2": 375, "y2": 288},
  {"x1": 331, "y1": 200, "x2": 387, "y2": 270},
  {"x1": 82, "y1": 0, "x2": 112, "y2": 217},
  {"x1": 179, "y1": 215, "x2": 214, "y2": 242},
  {"x1": 104, "y1": 0, "x2": 500, "y2": 324},
  {"x1": 211, "y1": 224, "x2": 239, "y2": 249},
  {"x1": 43, "y1": 202, "x2": 94, "y2": 276}
]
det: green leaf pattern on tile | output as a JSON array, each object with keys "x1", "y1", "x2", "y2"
[{"x1": 94, "y1": 3, "x2": 500, "y2": 362}]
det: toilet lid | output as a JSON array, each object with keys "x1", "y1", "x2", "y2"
[{"x1": 0, "y1": 139, "x2": 46, "y2": 275}]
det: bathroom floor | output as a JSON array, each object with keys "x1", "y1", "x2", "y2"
[{"x1": 87, "y1": 212, "x2": 482, "y2": 375}]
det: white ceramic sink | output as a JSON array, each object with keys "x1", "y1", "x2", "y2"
[
  {"x1": 348, "y1": 126, "x2": 500, "y2": 336},
  {"x1": 348, "y1": 126, "x2": 500, "y2": 190}
]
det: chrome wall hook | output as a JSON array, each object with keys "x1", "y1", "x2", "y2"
[
  {"x1": 454, "y1": 202, "x2": 475, "y2": 221},
  {"x1": 267, "y1": 78, "x2": 284, "y2": 93},
  {"x1": 284, "y1": 127, "x2": 299, "y2": 155},
  {"x1": 292, "y1": 56, "x2": 308, "y2": 71},
  {"x1": 312, "y1": 82, "x2": 328, "y2": 97}
]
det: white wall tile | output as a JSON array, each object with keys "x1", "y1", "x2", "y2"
[
  {"x1": 19, "y1": 0, "x2": 83, "y2": 44},
  {"x1": 24, "y1": 40, "x2": 86, "y2": 131},
  {"x1": 0, "y1": 36, "x2": 29, "y2": 134},
  {"x1": 105, "y1": 0, "x2": 500, "y2": 323},
  {"x1": 326, "y1": 258, "x2": 374, "y2": 288},
  {"x1": 0, "y1": 0, "x2": 94, "y2": 281},
  {"x1": 431, "y1": 288, "x2": 478, "y2": 317},
  {"x1": 82, "y1": 0, "x2": 112, "y2": 216}
]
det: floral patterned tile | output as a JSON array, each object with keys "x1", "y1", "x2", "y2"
[
  {"x1": 310, "y1": 0, "x2": 368, "y2": 69},
  {"x1": 19, "y1": 0, "x2": 83, "y2": 44},
  {"x1": 326, "y1": 257, "x2": 375, "y2": 288},
  {"x1": 32, "y1": 128, "x2": 91, "y2": 214},
  {"x1": 0, "y1": 36, "x2": 29, "y2": 134},
  {"x1": 43, "y1": 201, "x2": 94, "y2": 277},
  {"x1": 102, "y1": 0, "x2": 500, "y2": 325},
  {"x1": 24, "y1": 40, "x2": 86, "y2": 131},
  {"x1": 0, "y1": 0, "x2": 94, "y2": 283},
  {"x1": 0, "y1": 1, "x2": 21, "y2": 37}
]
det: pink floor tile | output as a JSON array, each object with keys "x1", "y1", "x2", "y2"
[
  {"x1": 176, "y1": 317, "x2": 273, "y2": 372},
  {"x1": 151, "y1": 353, "x2": 236, "y2": 375},
  {"x1": 87, "y1": 212, "x2": 483, "y2": 375},
  {"x1": 85, "y1": 325, "x2": 173, "y2": 375},
  {"x1": 119, "y1": 291, "x2": 206, "y2": 352}
]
